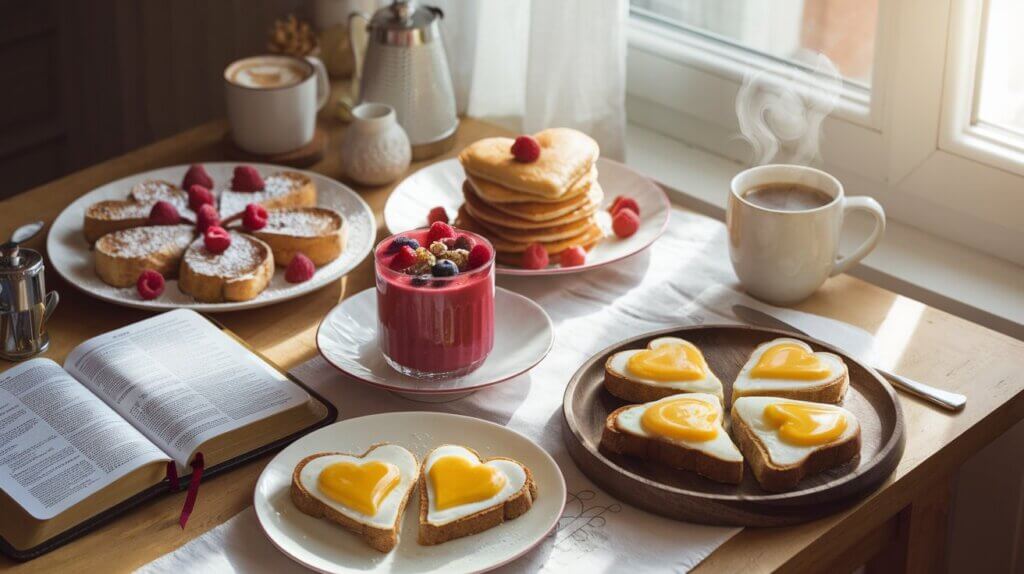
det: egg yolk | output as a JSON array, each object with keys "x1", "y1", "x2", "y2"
[
  {"x1": 429, "y1": 456, "x2": 507, "y2": 511},
  {"x1": 640, "y1": 397, "x2": 720, "y2": 442},
  {"x1": 750, "y1": 343, "x2": 831, "y2": 380},
  {"x1": 318, "y1": 460, "x2": 400, "y2": 516},
  {"x1": 763, "y1": 403, "x2": 847, "y2": 446},
  {"x1": 627, "y1": 341, "x2": 708, "y2": 381}
]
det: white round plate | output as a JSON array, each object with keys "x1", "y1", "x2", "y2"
[
  {"x1": 254, "y1": 411, "x2": 566, "y2": 574},
  {"x1": 317, "y1": 287, "x2": 552, "y2": 399},
  {"x1": 383, "y1": 157, "x2": 670, "y2": 275},
  {"x1": 46, "y1": 162, "x2": 376, "y2": 312}
]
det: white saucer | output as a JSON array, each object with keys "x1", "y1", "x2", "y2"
[
  {"x1": 383, "y1": 157, "x2": 670, "y2": 276},
  {"x1": 316, "y1": 287, "x2": 553, "y2": 401},
  {"x1": 46, "y1": 162, "x2": 376, "y2": 312},
  {"x1": 254, "y1": 412, "x2": 567, "y2": 574}
]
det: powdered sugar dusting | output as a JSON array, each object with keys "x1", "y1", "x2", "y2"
[
  {"x1": 184, "y1": 231, "x2": 267, "y2": 277},
  {"x1": 263, "y1": 208, "x2": 341, "y2": 237},
  {"x1": 219, "y1": 173, "x2": 306, "y2": 218},
  {"x1": 129, "y1": 180, "x2": 190, "y2": 212},
  {"x1": 87, "y1": 201, "x2": 151, "y2": 219},
  {"x1": 96, "y1": 225, "x2": 195, "y2": 258}
]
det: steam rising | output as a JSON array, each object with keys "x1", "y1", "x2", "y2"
[{"x1": 736, "y1": 53, "x2": 843, "y2": 166}]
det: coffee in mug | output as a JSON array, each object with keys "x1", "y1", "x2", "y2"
[
  {"x1": 727, "y1": 164, "x2": 886, "y2": 305},
  {"x1": 224, "y1": 55, "x2": 329, "y2": 155}
]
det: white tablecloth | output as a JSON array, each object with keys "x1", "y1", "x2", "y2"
[{"x1": 139, "y1": 208, "x2": 872, "y2": 573}]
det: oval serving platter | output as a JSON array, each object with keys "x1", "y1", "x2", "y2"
[{"x1": 562, "y1": 324, "x2": 905, "y2": 527}]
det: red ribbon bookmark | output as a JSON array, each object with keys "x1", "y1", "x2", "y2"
[
  {"x1": 166, "y1": 461, "x2": 180, "y2": 490},
  {"x1": 178, "y1": 453, "x2": 205, "y2": 529}
]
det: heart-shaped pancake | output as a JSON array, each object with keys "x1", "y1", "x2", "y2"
[
  {"x1": 463, "y1": 180, "x2": 601, "y2": 227},
  {"x1": 467, "y1": 166, "x2": 596, "y2": 205},
  {"x1": 418, "y1": 444, "x2": 537, "y2": 545},
  {"x1": 459, "y1": 128, "x2": 599, "y2": 199}
]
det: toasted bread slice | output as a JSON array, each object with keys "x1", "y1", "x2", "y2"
[
  {"x1": 128, "y1": 179, "x2": 188, "y2": 205},
  {"x1": 604, "y1": 337, "x2": 725, "y2": 404},
  {"x1": 177, "y1": 231, "x2": 274, "y2": 302},
  {"x1": 248, "y1": 207, "x2": 345, "y2": 266},
  {"x1": 731, "y1": 338, "x2": 849, "y2": 405},
  {"x1": 731, "y1": 396, "x2": 861, "y2": 492},
  {"x1": 218, "y1": 171, "x2": 317, "y2": 218},
  {"x1": 600, "y1": 393, "x2": 743, "y2": 484},
  {"x1": 84, "y1": 201, "x2": 156, "y2": 244},
  {"x1": 93, "y1": 225, "x2": 195, "y2": 287},
  {"x1": 418, "y1": 445, "x2": 536, "y2": 546},
  {"x1": 290, "y1": 443, "x2": 419, "y2": 553}
]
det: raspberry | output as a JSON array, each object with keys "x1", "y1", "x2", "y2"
[
  {"x1": 182, "y1": 164, "x2": 214, "y2": 190},
  {"x1": 561, "y1": 246, "x2": 587, "y2": 267},
  {"x1": 196, "y1": 204, "x2": 221, "y2": 232},
  {"x1": 148, "y1": 200, "x2": 181, "y2": 225},
  {"x1": 454, "y1": 234, "x2": 474, "y2": 251},
  {"x1": 610, "y1": 196, "x2": 640, "y2": 216},
  {"x1": 231, "y1": 165, "x2": 264, "y2": 191},
  {"x1": 467, "y1": 243, "x2": 492, "y2": 269},
  {"x1": 612, "y1": 208, "x2": 640, "y2": 238},
  {"x1": 522, "y1": 243, "x2": 549, "y2": 269},
  {"x1": 187, "y1": 184, "x2": 214, "y2": 211},
  {"x1": 285, "y1": 253, "x2": 316, "y2": 283},
  {"x1": 511, "y1": 135, "x2": 541, "y2": 163},
  {"x1": 203, "y1": 226, "x2": 232, "y2": 254},
  {"x1": 136, "y1": 270, "x2": 165, "y2": 300},
  {"x1": 427, "y1": 206, "x2": 449, "y2": 224},
  {"x1": 426, "y1": 221, "x2": 456, "y2": 244},
  {"x1": 242, "y1": 203, "x2": 268, "y2": 231},
  {"x1": 390, "y1": 245, "x2": 418, "y2": 271}
]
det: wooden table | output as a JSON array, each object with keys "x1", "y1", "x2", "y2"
[{"x1": 2, "y1": 103, "x2": 1023, "y2": 573}]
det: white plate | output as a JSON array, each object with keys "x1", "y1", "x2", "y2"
[
  {"x1": 254, "y1": 412, "x2": 566, "y2": 574},
  {"x1": 46, "y1": 162, "x2": 376, "y2": 312},
  {"x1": 383, "y1": 157, "x2": 670, "y2": 275},
  {"x1": 316, "y1": 287, "x2": 552, "y2": 399}
]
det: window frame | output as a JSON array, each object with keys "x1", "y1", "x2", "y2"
[{"x1": 626, "y1": 0, "x2": 1024, "y2": 266}]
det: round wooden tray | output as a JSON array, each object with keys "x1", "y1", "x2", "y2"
[{"x1": 562, "y1": 324, "x2": 905, "y2": 527}]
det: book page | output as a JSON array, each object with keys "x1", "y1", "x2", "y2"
[
  {"x1": 64, "y1": 309, "x2": 310, "y2": 471},
  {"x1": 0, "y1": 359, "x2": 170, "y2": 520}
]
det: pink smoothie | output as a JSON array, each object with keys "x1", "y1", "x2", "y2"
[{"x1": 375, "y1": 228, "x2": 495, "y2": 379}]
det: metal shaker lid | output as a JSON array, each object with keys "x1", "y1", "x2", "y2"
[
  {"x1": 367, "y1": 0, "x2": 443, "y2": 45},
  {"x1": 0, "y1": 243, "x2": 44, "y2": 280}
]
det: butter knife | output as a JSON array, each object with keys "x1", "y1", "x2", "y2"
[{"x1": 732, "y1": 304, "x2": 967, "y2": 412}]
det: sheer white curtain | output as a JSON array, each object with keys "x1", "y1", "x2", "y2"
[{"x1": 435, "y1": 0, "x2": 628, "y2": 159}]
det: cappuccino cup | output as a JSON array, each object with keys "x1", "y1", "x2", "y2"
[
  {"x1": 224, "y1": 54, "x2": 329, "y2": 155},
  {"x1": 727, "y1": 164, "x2": 885, "y2": 305}
]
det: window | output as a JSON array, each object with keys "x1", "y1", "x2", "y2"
[{"x1": 627, "y1": 0, "x2": 1024, "y2": 266}]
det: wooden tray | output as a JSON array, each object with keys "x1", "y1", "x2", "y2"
[{"x1": 562, "y1": 324, "x2": 905, "y2": 527}]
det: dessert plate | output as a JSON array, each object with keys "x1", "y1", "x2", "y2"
[
  {"x1": 317, "y1": 287, "x2": 553, "y2": 400},
  {"x1": 46, "y1": 162, "x2": 376, "y2": 312},
  {"x1": 254, "y1": 411, "x2": 567, "y2": 574},
  {"x1": 383, "y1": 157, "x2": 670, "y2": 276}
]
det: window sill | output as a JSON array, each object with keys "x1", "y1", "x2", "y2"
[{"x1": 625, "y1": 122, "x2": 1024, "y2": 341}]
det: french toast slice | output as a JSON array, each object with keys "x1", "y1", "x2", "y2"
[
  {"x1": 93, "y1": 225, "x2": 195, "y2": 287},
  {"x1": 248, "y1": 207, "x2": 346, "y2": 266},
  {"x1": 177, "y1": 231, "x2": 274, "y2": 302},
  {"x1": 218, "y1": 171, "x2": 317, "y2": 218},
  {"x1": 83, "y1": 182, "x2": 191, "y2": 244}
]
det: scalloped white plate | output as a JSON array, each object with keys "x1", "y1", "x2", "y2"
[
  {"x1": 383, "y1": 157, "x2": 670, "y2": 275},
  {"x1": 254, "y1": 412, "x2": 566, "y2": 574},
  {"x1": 46, "y1": 162, "x2": 376, "y2": 312}
]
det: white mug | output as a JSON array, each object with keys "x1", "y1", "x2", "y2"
[
  {"x1": 224, "y1": 54, "x2": 329, "y2": 155},
  {"x1": 727, "y1": 164, "x2": 885, "y2": 305}
]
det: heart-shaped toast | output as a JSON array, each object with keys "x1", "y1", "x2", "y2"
[
  {"x1": 218, "y1": 171, "x2": 316, "y2": 219},
  {"x1": 93, "y1": 224, "x2": 195, "y2": 287},
  {"x1": 604, "y1": 337, "x2": 724, "y2": 404},
  {"x1": 83, "y1": 181, "x2": 191, "y2": 244},
  {"x1": 418, "y1": 445, "x2": 537, "y2": 545},
  {"x1": 246, "y1": 206, "x2": 346, "y2": 266},
  {"x1": 732, "y1": 338, "x2": 848, "y2": 404},
  {"x1": 291, "y1": 443, "x2": 419, "y2": 553},
  {"x1": 458, "y1": 128, "x2": 599, "y2": 199},
  {"x1": 177, "y1": 231, "x2": 274, "y2": 302}
]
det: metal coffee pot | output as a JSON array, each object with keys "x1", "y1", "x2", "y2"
[
  {"x1": 0, "y1": 222, "x2": 58, "y2": 361},
  {"x1": 349, "y1": 0, "x2": 458, "y2": 160}
]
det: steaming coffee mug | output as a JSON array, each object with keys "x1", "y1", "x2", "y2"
[
  {"x1": 727, "y1": 164, "x2": 885, "y2": 305},
  {"x1": 224, "y1": 54, "x2": 329, "y2": 155}
]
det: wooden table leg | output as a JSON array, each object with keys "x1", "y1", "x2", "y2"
[{"x1": 866, "y1": 474, "x2": 954, "y2": 574}]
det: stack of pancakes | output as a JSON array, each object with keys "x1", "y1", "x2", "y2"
[{"x1": 455, "y1": 128, "x2": 604, "y2": 266}]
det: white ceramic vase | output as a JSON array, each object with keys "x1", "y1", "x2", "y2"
[{"x1": 340, "y1": 103, "x2": 411, "y2": 186}]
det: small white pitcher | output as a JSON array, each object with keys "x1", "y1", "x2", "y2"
[{"x1": 339, "y1": 102, "x2": 411, "y2": 186}]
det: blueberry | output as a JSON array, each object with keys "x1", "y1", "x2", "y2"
[
  {"x1": 411, "y1": 274, "x2": 430, "y2": 286},
  {"x1": 386, "y1": 236, "x2": 419, "y2": 254},
  {"x1": 431, "y1": 259, "x2": 459, "y2": 277},
  {"x1": 454, "y1": 234, "x2": 473, "y2": 251}
]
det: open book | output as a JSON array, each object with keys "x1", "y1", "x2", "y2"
[{"x1": 0, "y1": 309, "x2": 334, "y2": 559}]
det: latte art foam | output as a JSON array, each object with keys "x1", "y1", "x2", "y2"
[{"x1": 229, "y1": 58, "x2": 308, "y2": 89}]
